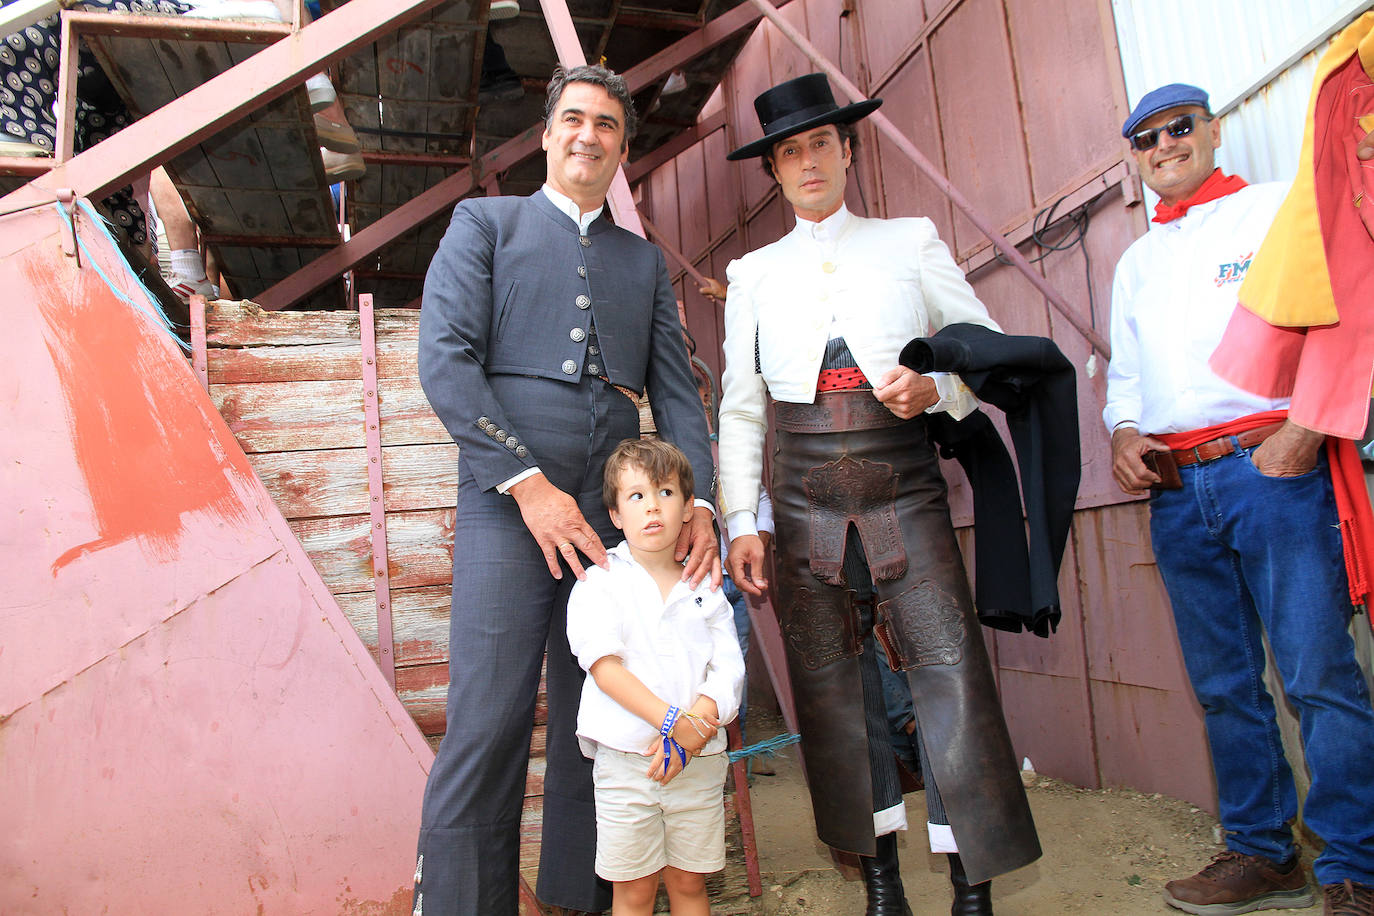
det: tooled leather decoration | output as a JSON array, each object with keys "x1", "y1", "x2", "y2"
[
  {"x1": 804, "y1": 456, "x2": 908, "y2": 585},
  {"x1": 877, "y1": 579, "x2": 966, "y2": 670},
  {"x1": 782, "y1": 585, "x2": 860, "y2": 670}
]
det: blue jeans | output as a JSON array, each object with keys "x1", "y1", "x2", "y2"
[
  {"x1": 1149, "y1": 444, "x2": 1374, "y2": 884},
  {"x1": 722, "y1": 572, "x2": 751, "y2": 743}
]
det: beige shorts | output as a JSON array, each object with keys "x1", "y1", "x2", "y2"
[{"x1": 591, "y1": 745, "x2": 729, "y2": 882}]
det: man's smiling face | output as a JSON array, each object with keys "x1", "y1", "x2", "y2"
[
  {"x1": 542, "y1": 81, "x2": 629, "y2": 209},
  {"x1": 1132, "y1": 105, "x2": 1221, "y2": 205}
]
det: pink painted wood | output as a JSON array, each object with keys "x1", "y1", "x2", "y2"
[
  {"x1": 190, "y1": 293, "x2": 209, "y2": 393},
  {"x1": 54, "y1": 11, "x2": 79, "y2": 163},
  {"x1": 359, "y1": 293, "x2": 397, "y2": 690},
  {"x1": 1, "y1": 202, "x2": 431, "y2": 913},
  {"x1": 625, "y1": 110, "x2": 726, "y2": 183},
  {"x1": 621, "y1": 3, "x2": 774, "y2": 105}
]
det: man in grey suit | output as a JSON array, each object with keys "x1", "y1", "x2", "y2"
[{"x1": 412, "y1": 64, "x2": 718, "y2": 916}]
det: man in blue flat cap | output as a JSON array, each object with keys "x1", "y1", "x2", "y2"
[{"x1": 1104, "y1": 81, "x2": 1374, "y2": 916}]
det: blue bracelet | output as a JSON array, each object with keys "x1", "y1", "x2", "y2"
[
  {"x1": 659, "y1": 706, "x2": 685, "y2": 778},
  {"x1": 661, "y1": 736, "x2": 688, "y2": 777}
]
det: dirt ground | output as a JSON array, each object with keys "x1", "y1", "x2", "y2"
[{"x1": 703, "y1": 708, "x2": 1321, "y2": 916}]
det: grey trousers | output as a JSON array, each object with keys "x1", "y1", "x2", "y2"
[
  {"x1": 848, "y1": 533, "x2": 949, "y2": 831},
  {"x1": 413, "y1": 375, "x2": 637, "y2": 916}
]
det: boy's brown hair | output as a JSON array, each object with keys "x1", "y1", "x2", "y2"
[{"x1": 602, "y1": 437, "x2": 695, "y2": 511}]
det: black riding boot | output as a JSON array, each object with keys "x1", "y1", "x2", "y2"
[
  {"x1": 948, "y1": 853, "x2": 993, "y2": 915},
  {"x1": 858, "y1": 833, "x2": 912, "y2": 916}
]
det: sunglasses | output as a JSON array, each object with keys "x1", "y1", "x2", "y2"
[{"x1": 1128, "y1": 113, "x2": 1210, "y2": 152}]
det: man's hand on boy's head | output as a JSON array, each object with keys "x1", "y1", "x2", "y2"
[{"x1": 676, "y1": 506, "x2": 722, "y2": 590}]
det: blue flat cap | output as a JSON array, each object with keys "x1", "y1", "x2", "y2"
[{"x1": 1122, "y1": 83, "x2": 1210, "y2": 137}]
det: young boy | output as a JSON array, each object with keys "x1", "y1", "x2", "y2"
[{"x1": 566, "y1": 437, "x2": 745, "y2": 916}]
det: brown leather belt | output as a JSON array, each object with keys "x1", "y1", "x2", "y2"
[
  {"x1": 1172, "y1": 422, "x2": 1285, "y2": 467},
  {"x1": 596, "y1": 375, "x2": 642, "y2": 406},
  {"x1": 774, "y1": 389, "x2": 905, "y2": 434}
]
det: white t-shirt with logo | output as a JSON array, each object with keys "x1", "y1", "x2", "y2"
[{"x1": 1103, "y1": 182, "x2": 1292, "y2": 435}]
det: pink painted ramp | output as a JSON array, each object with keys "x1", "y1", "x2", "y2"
[{"x1": 0, "y1": 203, "x2": 432, "y2": 915}]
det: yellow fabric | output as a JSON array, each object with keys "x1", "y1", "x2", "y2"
[{"x1": 1238, "y1": 12, "x2": 1374, "y2": 327}]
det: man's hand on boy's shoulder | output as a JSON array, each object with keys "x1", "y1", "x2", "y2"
[{"x1": 676, "y1": 506, "x2": 722, "y2": 590}]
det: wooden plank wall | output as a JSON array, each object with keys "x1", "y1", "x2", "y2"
[
  {"x1": 203, "y1": 300, "x2": 556, "y2": 878},
  {"x1": 200, "y1": 300, "x2": 670, "y2": 885},
  {"x1": 204, "y1": 301, "x2": 456, "y2": 732}
]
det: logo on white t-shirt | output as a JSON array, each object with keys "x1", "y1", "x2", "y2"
[{"x1": 1214, "y1": 252, "x2": 1254, "y2": 287}]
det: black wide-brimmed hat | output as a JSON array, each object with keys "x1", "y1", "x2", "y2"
[{"x1": 726, "y1": 73, "x2": 882, "y2": 161}]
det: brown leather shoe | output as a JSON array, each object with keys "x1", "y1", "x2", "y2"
[
  {"x1": 1163, "y1": 850, "x2": 1314, "y2": 915},
  {"x1": 1325, "y1": 880, "x2": 1374, "y2": 916}
]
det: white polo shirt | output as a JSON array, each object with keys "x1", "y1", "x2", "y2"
[{"x1": 567, "y1": 541, "x2": 745, "y2": 759}]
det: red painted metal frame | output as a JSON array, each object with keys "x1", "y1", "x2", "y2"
[
  {"x1": 641, "y1": 213, "x2": 708, "y2": 287},
  {"x1": 624, "y1": 109, "x2": 727, "y2": 183},
  {"x1": 255, "y1": 1, "x2": 775, "y2": 309},
  {"x1": 727, "y1": 720, "x2": 764, "y2": 897},
  {"x1": 517, "y1": 876, "x2": 549, "y2": 916},
  {"x1": 255, "y1": 125, "x2": 544, "y2": 309},
  {"x1": 358, "y1": 293, "x2": 397, "y2": 690},
  {"x1": 54, "y1": 12, "x2": 80, "y2": 164},
  {"x1": 620, "y1": 2, "x2": 777, "y2": 93},
  {"x1": 362, "y1": 150, "x2": 471, "y2": 168},
  {"x1": 744, "y1": 0, "x2": 1111, "y2": 360},
  {"x1": 0, "y1": 0, "x2": 448, "y2": 213},
  {"x1": 190, "y1": 294, "x2": 209, "y2": 393},
  {"x1": 202, "y1": 233, "x2": 338, "y2": 248},
  {"x1": 0, "y1": 156, "x2": 52, "y2": 178}
]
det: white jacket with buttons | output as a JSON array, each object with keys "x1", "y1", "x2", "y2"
[{"x1": 717, "y1": 206, "x2": 1000, "y2": 519}]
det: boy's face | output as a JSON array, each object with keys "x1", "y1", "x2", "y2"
[{"x1": 608, "y1": 464, "x2": 693, "y2": 554}]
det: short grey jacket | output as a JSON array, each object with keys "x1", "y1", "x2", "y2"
[{"x1": 419, "y1": 191, "x2": 713, "y2": 494}]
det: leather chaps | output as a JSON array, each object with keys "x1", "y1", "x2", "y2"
[{"x1": 769, "y1": 391, "x2": 1041, "y2": 884}]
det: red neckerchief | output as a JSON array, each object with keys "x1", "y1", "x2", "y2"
[{"x1": 1152, "y1": 168, "x2": 1249, "y2": 223}]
